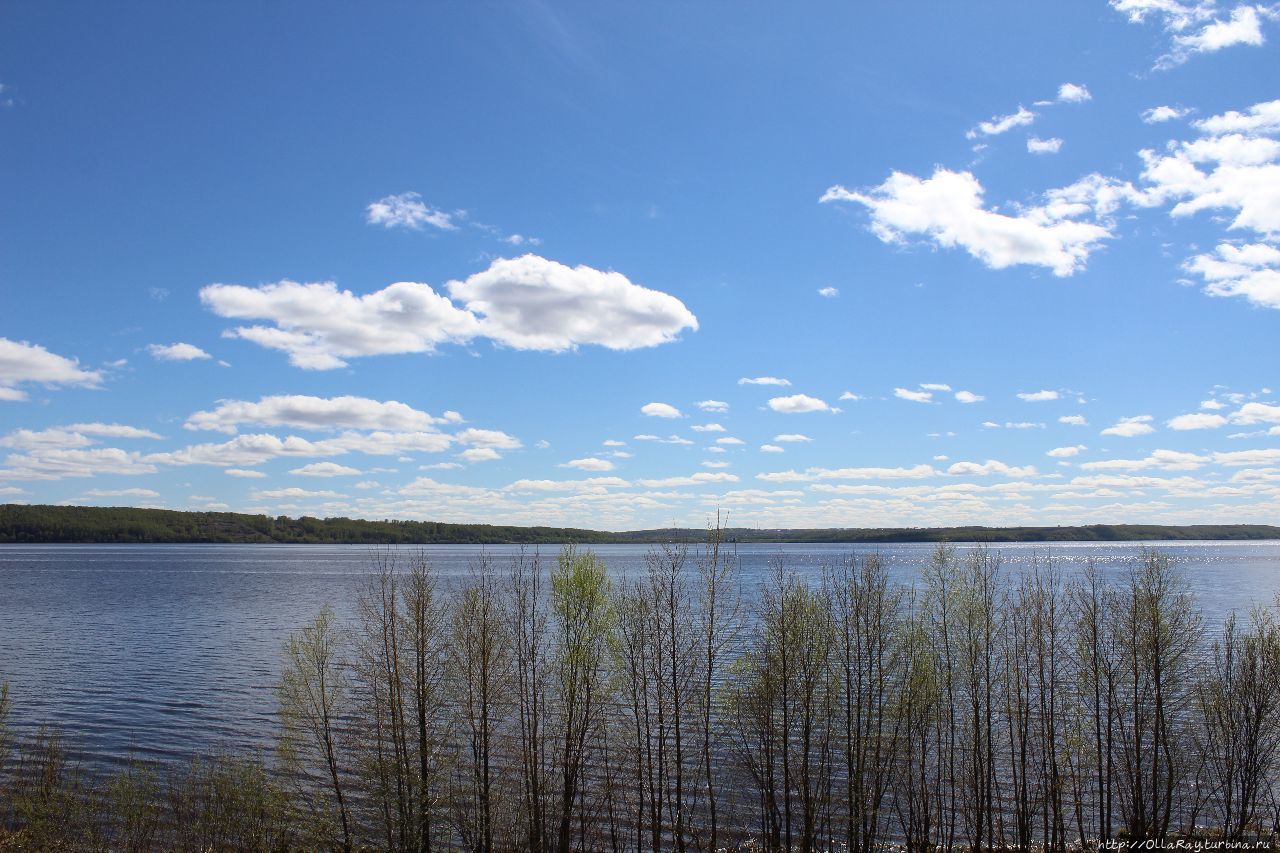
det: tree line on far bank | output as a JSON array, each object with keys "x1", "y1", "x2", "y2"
[
  {"x1": 2, "y1": 503, "x2": 1278, "y2": 545},
  {"x1": 2, "y1": 530, "x2": 1280, "y2": 850}
]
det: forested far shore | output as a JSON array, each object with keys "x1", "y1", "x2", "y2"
[{"x1": 1, "y1": 503, "x2": 1277, "y2": 545}]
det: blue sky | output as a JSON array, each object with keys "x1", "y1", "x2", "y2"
[{"x1": 1, "y1": 1, "x2": 1278, "y2": 530}]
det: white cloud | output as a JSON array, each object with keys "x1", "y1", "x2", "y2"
[
  {"x1": 0, "y1": 337, "x2": 102, "y2": 400},
  {"x1": 702, "y1": 460, "x2": 730, "y2": 468},
  {"x1": 838, "y1": 391, "x2": 862, "y2": 401},
  {"x1": 641, "y1": 402, "x2": 683, "y2": 418},
  {"x1": 147, "y1": 342, "x2": 212, "y2": 362},
  {"x1": 817, "y1": 286, "x2": 840, "y2": 298},
  {"x1": 1057, "y1": 83, "x2": 1092, "y2": 104},
  {"x1": 954, "y1": 390, "x2": 985, "y2": 403},
  {"x1": 1183, "y1": 242, "x2": 1280, "y2": 309},
  {"x1": 1101, "y1": 415, "x2": 1156, "y2": 437},
  {"x1": 460, "y1": 447, "x2": 501, "y2": 463},
  {"x1": 947, "y1": 459, "x2": 1039, "y2": 477},
  {"x1": 1167, "y1": 5, "x2": 1268, "y2": 65},
  {"x1": 1214, "y1": 448, "x2": 1280, "y2": 466},
  {"x1": 715, "y1": 437, "x2": 745, "y2": 446},
  {"x1": 1144, "y1": 105, "x2": 1191, "y2": 123},
  {"x1": 768, "y1": 394, "x2": 832, "y2": 413},
  {"x1": 0, "y1": 447, "x2": 157, "y2": 480},
  {"x1": 1080, "y1": 449, "x2": 1209, "y2": 471},
  {"x1": 1167, "y1": 412, "x2": 1228, "y2": 429},
  {"x1": 224, "y1": 468, "x2": 267, "y2": 478},
  {"x1": 255, "y1": 487, "x2": 345, "y2": 499},
  {"x1": 697, "y1": 400, "x2": 729, "y2": 412},
  {"x1": 602, "y1": 439, "x2": 626, "y2": 447},
  {"x1": 822, "y1": 169, "x2": 1114, "y2": 277},
  {"x1": 366, "y1": 192, "x2": 456, "y2": 231},
  {"x1": 1048, "y1": 445, "x2": 1088, "y2": 458},
  {"x1": 920, "y1": 383, "x2": 952, "y2": 392},
  {"x1": 758, "y1": 464, "x2": 937, "y2": 482},
  {"x1": 739, "y1": 376, "x2": 791, "y2": 386},
  {"x1": 894, "y1": 387, "x2": 933, "y2": 403},
  {"x1": 1027, "y1": 137, "x2": 1064, "y2": 155},
  {"x1": 638, "y1": 472, "x2": 739, "y2": 487},
  {"x1": 1232, "y1": 402, "x2": 1280, "y2": 423},
  {"x1": 455, "y1": 428, "x2": 521, "y2": 450},
  {"x1": 1018, "y1": 389, "x2": 1060, "y2": 401},
  {"x1": 447, "y1": 255, "x2": 697, "y2": 352},
  {"x1": 966, "y1": 106, "x2": 1037, "y2": 139},
  {"x1": 1060, "y1": 414, "x2": 1089, "y2": 426},
  {"x1": 560, "y1": 457, "x2": 615, "y2": 472},
  {"x1": 290, "y1": 462, "x2": 362, "y2": 477},
  {"x1": 1196, "y1": 99, "x2": 1280, "y2": 136},
  {"x1": 201, "y1": 255, "x2": 696, "y2": 369},
  {"x1": 81, "y1": 488, "x2": 161, "y2": 499},
  {"x1": 691, "y1": 423, "x2": 726, "y2": 432},
  {"x1": 760, "y1": 444, "x2": 785, "y2": 453},
  {"x1": 186, "y1": 395, "x2": 445, "y2": 434},
  {"x1": 773, "y1": 434, "x2": 812, "y2": 443}
]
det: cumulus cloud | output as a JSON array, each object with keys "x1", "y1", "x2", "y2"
[
  {"x1": 1060, "y1": 415, "x2": 1089, "y2": 426},
  {"x1": 822, "y1": 169, "x2": 1114, "y2": 277},
  {"x1": 739, "y1": 376, "x2": 791, "y2": 386},
  {"x1": 1183, "y1": 242, "x2": 1280, "y2": 309},
  {"x1": 289, "y1": 462, "x2": 362, "y2": 476},
  {"x1": 637, "y1": 472, "x2": 739, "y2": 487},
  {"x1": 773, "y1": 434, "x2": 812, "y2": 442},
  {"x1": 455, "y1": 428, "x2": 521, "y2": 450},
  {"x1": 1232, "y1": 401, "x2": 1280, "y2": 423},
  {"x1": 1018, "y1": 389, "x2": 1061, "y2": 401},
  {"x1": 186, "y1": 395, "x2": 445, "y2": 434},
  {"x1": 224, "y1": 468, "x2": 267, "y2": 478},
  {"x1": 641, "y1": 402, "x2": 683, "y2": 418},
  {"x1": 201, "y1": 255, "x2": 696, "y2": 368},
  {"x1": 954, "y1": 390, "x2": 985, "y2": 403},
  {"x1": 760, "y1": 444, "x2": 785, "y2": 453},
  {"x1": 1144, "y1": 105, "x2": 1191, "y2": 123},
  {"x1": 0, "y1": 447, "x2": 157, "y2": 480},
  {"x1": 767, "y1": 394, "x2": 832, "y2": 413},
  {"x1": 758, "y1": 464, "x2": 937, "y2": 482},
  {"x1": 460, "y1": 447, "x2": 501, "y2": 463},
  {"x1": 1101, "y1": 415, "x2": 1156, "y2": 437},
  {"x1": 715, "y1": 437, "x2": 745, "y2": 446},
  {"x1": 1111, "y1": 1, "x2": 1275, "y2": 68},
  {"x1": 560, "y1": 457, "x2": 615, "y2": 472},
  {"x1": 1048, "y1": 445, "x2": 1088, "y2": 458},
  {"x1": 447, "y1": 255, "x2": 697, "y2": 351},
  {"x1": 1058, "y1": 83, "x2": 1092, "y2": 104},
  {"x1": 0, "y1": 337, "x2": 102, "y2": 401},
  {"x1": 697, "y1": 400, "x2": 729, "y2": 412},
  {"x1": 691, "y1": 423, "x2": 726, "y2": 433},
  {"x1": 365, "y1": 192, "x2": 456, "y2": 231},
  {"x1": 894, "y1": 387, "x2": 934, "y2": 403},
  {"x1": 1027, "y1": 137, "x2": 1064, "y2": 155},
  {"x1": 147, "y1": 342, "x2": 212, "y2": 362},
  {"x1": 817, "y1": 287, "x2": 840, "y2": 297},
  {"x1": 947, "y1": 459, "x2": 1039, "y2": 477},
  {"x1": 255, "y1": 487, "x2": 345, "y2": 499},
  {"x1": 1080, "y1": 449, "x2": 1209, "y2": 471},
  {"x1": 966, "y1": 106, "x2": 1037, "y2": 139},
  {"x1": 1167, "y1": 412, "x2": 1228, "y2": 429},
  {"x1": 839, "y1": 391, "x2": 862, "y2": 401}
]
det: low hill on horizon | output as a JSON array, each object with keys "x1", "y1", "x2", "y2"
[{"x1": 2, "y1": 504, "x2": 1277, "y2": 545}]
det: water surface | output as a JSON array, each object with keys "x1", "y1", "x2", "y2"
[{"x1": 1, "y1": 541, "x2": 1277, "y2": 774}]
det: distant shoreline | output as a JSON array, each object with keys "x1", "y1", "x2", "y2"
[{"x1": 2, "y1": 503, "x2": 1277, "y2": 545}]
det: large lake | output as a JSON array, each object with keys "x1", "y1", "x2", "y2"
[{"x1": 2, "y1": 541, "x2": 1278, "y2": 775}]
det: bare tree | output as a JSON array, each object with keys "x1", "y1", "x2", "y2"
[{"x1": 278, "y1": 605, "x2": 353, "y2": 851}]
